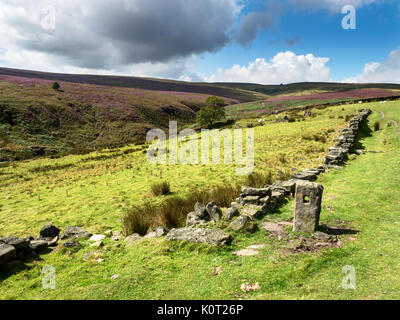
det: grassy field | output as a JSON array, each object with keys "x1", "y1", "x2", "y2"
[{"x1": 0, "y1": 100, "x2": 399, "y2": 299}]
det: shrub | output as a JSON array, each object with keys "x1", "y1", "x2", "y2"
[
  {"x1": 52, "y1": 82, "x2": 60, "y2": 91},
  {"x1": 151, "y1": 181, "x2": 171, "y2": 196},
  {"x1": 374, "y1": 121, "x2": 380, "y2": 131}
]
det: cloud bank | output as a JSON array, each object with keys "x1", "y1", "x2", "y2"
[
  {"x1": 205, "y1": 51, "x2": 331, "y2": 84},
  {"x1": 343, "y1": 48, "x2": 400, "y2": 83}
]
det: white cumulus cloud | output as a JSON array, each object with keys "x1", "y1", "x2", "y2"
[
  {"x1": 288, "y1": 0, "x2": 380, "y2": 12},
  {"x1": 343, "y1": 47, "x2": 400, "y2": 83},
  {"x1": 204, "y1": 51, "x2": 331, "y2": 84}
]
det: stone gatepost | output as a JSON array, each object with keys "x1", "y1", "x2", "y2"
[{"x1": 293, "y1": 181, "x2": 324, "y2": 233}]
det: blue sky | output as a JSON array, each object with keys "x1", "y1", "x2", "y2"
[
  {"x1": 197, "y1": 0, "x2": 400, "y2": 83},
  {"x1": 0, "y1": 0, "x2": 399, "y2": 84}
]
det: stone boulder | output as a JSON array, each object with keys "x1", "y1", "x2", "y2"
[
  {"x1": 166, "y1": 228, "x2": 231, "y2": 247},
  {"x1": 224, "y1": 207, "x2": 239, "y2": 221},
  {"x1": 194, "y1": 203, "x2": 209, "y2": 220},
  {"x1": 62, "y1": 226, "x2": 92, "y2": 240},
  {"x1": 241, "y1": 187, "x2": 270, "y2": 197},
  {"x1": 186, "y1": 212, "x2": 208, "y2": 228},
  {"x1": 40, "y1": 224, "x2": 60, "y2": 238},
  {"x1": 206, "y1": 202, "x2": 222, "y2": 221},
  {"x1": 0, "y1": 243, "x2": 17, "y2": 267},
  {"x1": 229, "y1": 215, "x2": 250, "y2": 231},
  {"x1": 30, "y1": 240, "x2": 48, "y2": 253},
  {"x1": 124, "y1": 234, "x2": 142, "y2": 247},
  {"x1": 88, "y1": 234, "x2": 106, "y2": 242},
  {"x1": 144, "y1": 227, "x2": 169, "y2": 239}
]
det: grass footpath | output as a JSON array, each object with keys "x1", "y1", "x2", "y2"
[{"x1": 0, "y1": 102, "x2": 399, "y2": 299}]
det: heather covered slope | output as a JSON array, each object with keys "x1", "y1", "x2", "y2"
[
  {"x1": 0, "y1": 67, "x2": 265, "y2": 103},
  {"x1": 0, "y1": 74, "x2": 240, "y2": 161},
  {"x1": 1, "y1": 67, "x2": 400, "y2": 161}
]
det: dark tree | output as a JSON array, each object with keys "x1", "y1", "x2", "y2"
[
  {"x1": 197, "y1": 96, "x2": 226, "y2": 126},
  {"x1": 52, "y1": 82, "x2": 60, "y2": 91}
]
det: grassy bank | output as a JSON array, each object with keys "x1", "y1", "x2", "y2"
[{"x1": 0, "y1": 101, "x2": 399, "y2": 299}]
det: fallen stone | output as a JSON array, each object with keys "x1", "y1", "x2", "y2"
[
  {"x1": 8, "y1": 238, "x2": 31, "y2": 252},
  {"x1": 194, "y1": 202, "x2": 209, "y2": 220},
  {"x1": 232, "y1": 249, "x2": 259, "y2": 256},
  {"x1": 241, "y1": 196, "x2": 260, "y2": 204},
  {"x1": 124, "y1": 234, "x2": 142, "y2": 246},
  {"x1": 206, "y1": 202, "x2": 222, "y2": 221},
  {"x1": 90, "y1": 241, "x2": 104, "y2": 248},
  {"x1": 144, "y1": 227, "x2": 169, "y2": 239},
  {"x1": 166, "y1": 228, "x2": 231, "y2": 247},
  {"x1": 240, "y1": 204, "x2": 268, "y2": 219},
  {"x1": 47, "y1": 236, "x2": 59, "y2": 248},
  {"x1": 88, "y1": 234, "x2": 106, "y2": 242},
  {"x1": 262, "y1": 222, "x2": 286, "y2": 234},
  {"x1": 230, "y1": 215, "x2": 250, "y2": 231},
  {"x1": 63, "y1": 240, "x2": 82, "y2": 248},
  {"x1": 186, "y1": 212, "x2": 207, "y2": 228},
  {"x1": 64, "y1": 226, "x2": 92, "y2": 240},
  {"x1": 241, "y1": 187, "x2": 270, "y2": 197},
  {"x1": 0, "y1": 243, "x2": 17, "y2": 267},
  {"x1": 111, "y1": 235, "x2": 122, "y2": 242},
  {"x1": 40, "y1": 224, "x2": 61, "y2": 238},
  {"x1": 291, "y1": 171, "x2": 317, "y2": 181},
  {"x1": 30, "y1": 240, "x2": 48, "y2": 253},
  {"x1": 224, "y1": 207, "x2": 239, "y2": 221}
]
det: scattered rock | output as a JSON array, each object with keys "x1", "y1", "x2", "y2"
[
  {"x1": 194, "y1": 202, "x2": 209, "y2": 220},
  {"x1": 88, "y1": 234, "x2": 106, "y2": 242},
  {"x1": 186, "y1": 212, "x2": 207, "y2": 228},
  {"x1": 166, "y1": 228, "x2": 231, "y2": 247},
  {"x1": 30, "y1": 240, "x2": 48, "y2": 253},
  {"x1": 206, "y1": 202, "x2": 222, "y2": 221},
  {"x1": 0, "y1": 243, "x2": 17, "y2": 267},
  {"x1": 233, "y1": 249, "x2": 259, "y2": 256},
  {"x1": 64, "y1": 226, "x2": 92, "y2": 240},
  {"x1": 63, "y1": 240, "x2": 82, "y2": 249},
  {"x1": 40, "y1": 224, "x2": 60, "y2": 238},
  {"x1": 230, "y1": 215, "x2": 250, "y2": 231},
  {"x1": 144, "y1": 227, "x2": 169, "y2": 239},
  {"x1": 124, "y1": 234, "x2": 142, "y2": 246},
  {"x1": 90, "y1": 241, "x2": 104, "y2": 248},
  {"x1": 240, "y1": 204, "x2": 268, "y2": 219},
  {"x1": 224, "y1": 207, "x2": 239, "y2": 221}
]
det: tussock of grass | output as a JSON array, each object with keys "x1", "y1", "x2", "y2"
[
  {"x1": 245, "y1": 171, "x2": 273, "y2": 188},
  {"x1": 123, "y1": 184, "x2": 241, "y2": 234},
  {"x1": 151, "y1": 181, "x2": 171, "y2": 196}
]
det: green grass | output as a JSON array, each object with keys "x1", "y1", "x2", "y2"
[
  {"x1": 0, "y1": 100, "x2": 399, "y2": 299},
  {"x1": 0, "y1": 103, "x2": 361, "y2": 236}
]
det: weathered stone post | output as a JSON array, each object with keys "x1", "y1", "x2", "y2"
[{"x1": 293, "y1": 181, "x2": 324, "y2": 233}]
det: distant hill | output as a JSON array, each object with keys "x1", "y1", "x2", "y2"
[{"x1": 1, "y1": 67, "x2": 399, "y2": 161}]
